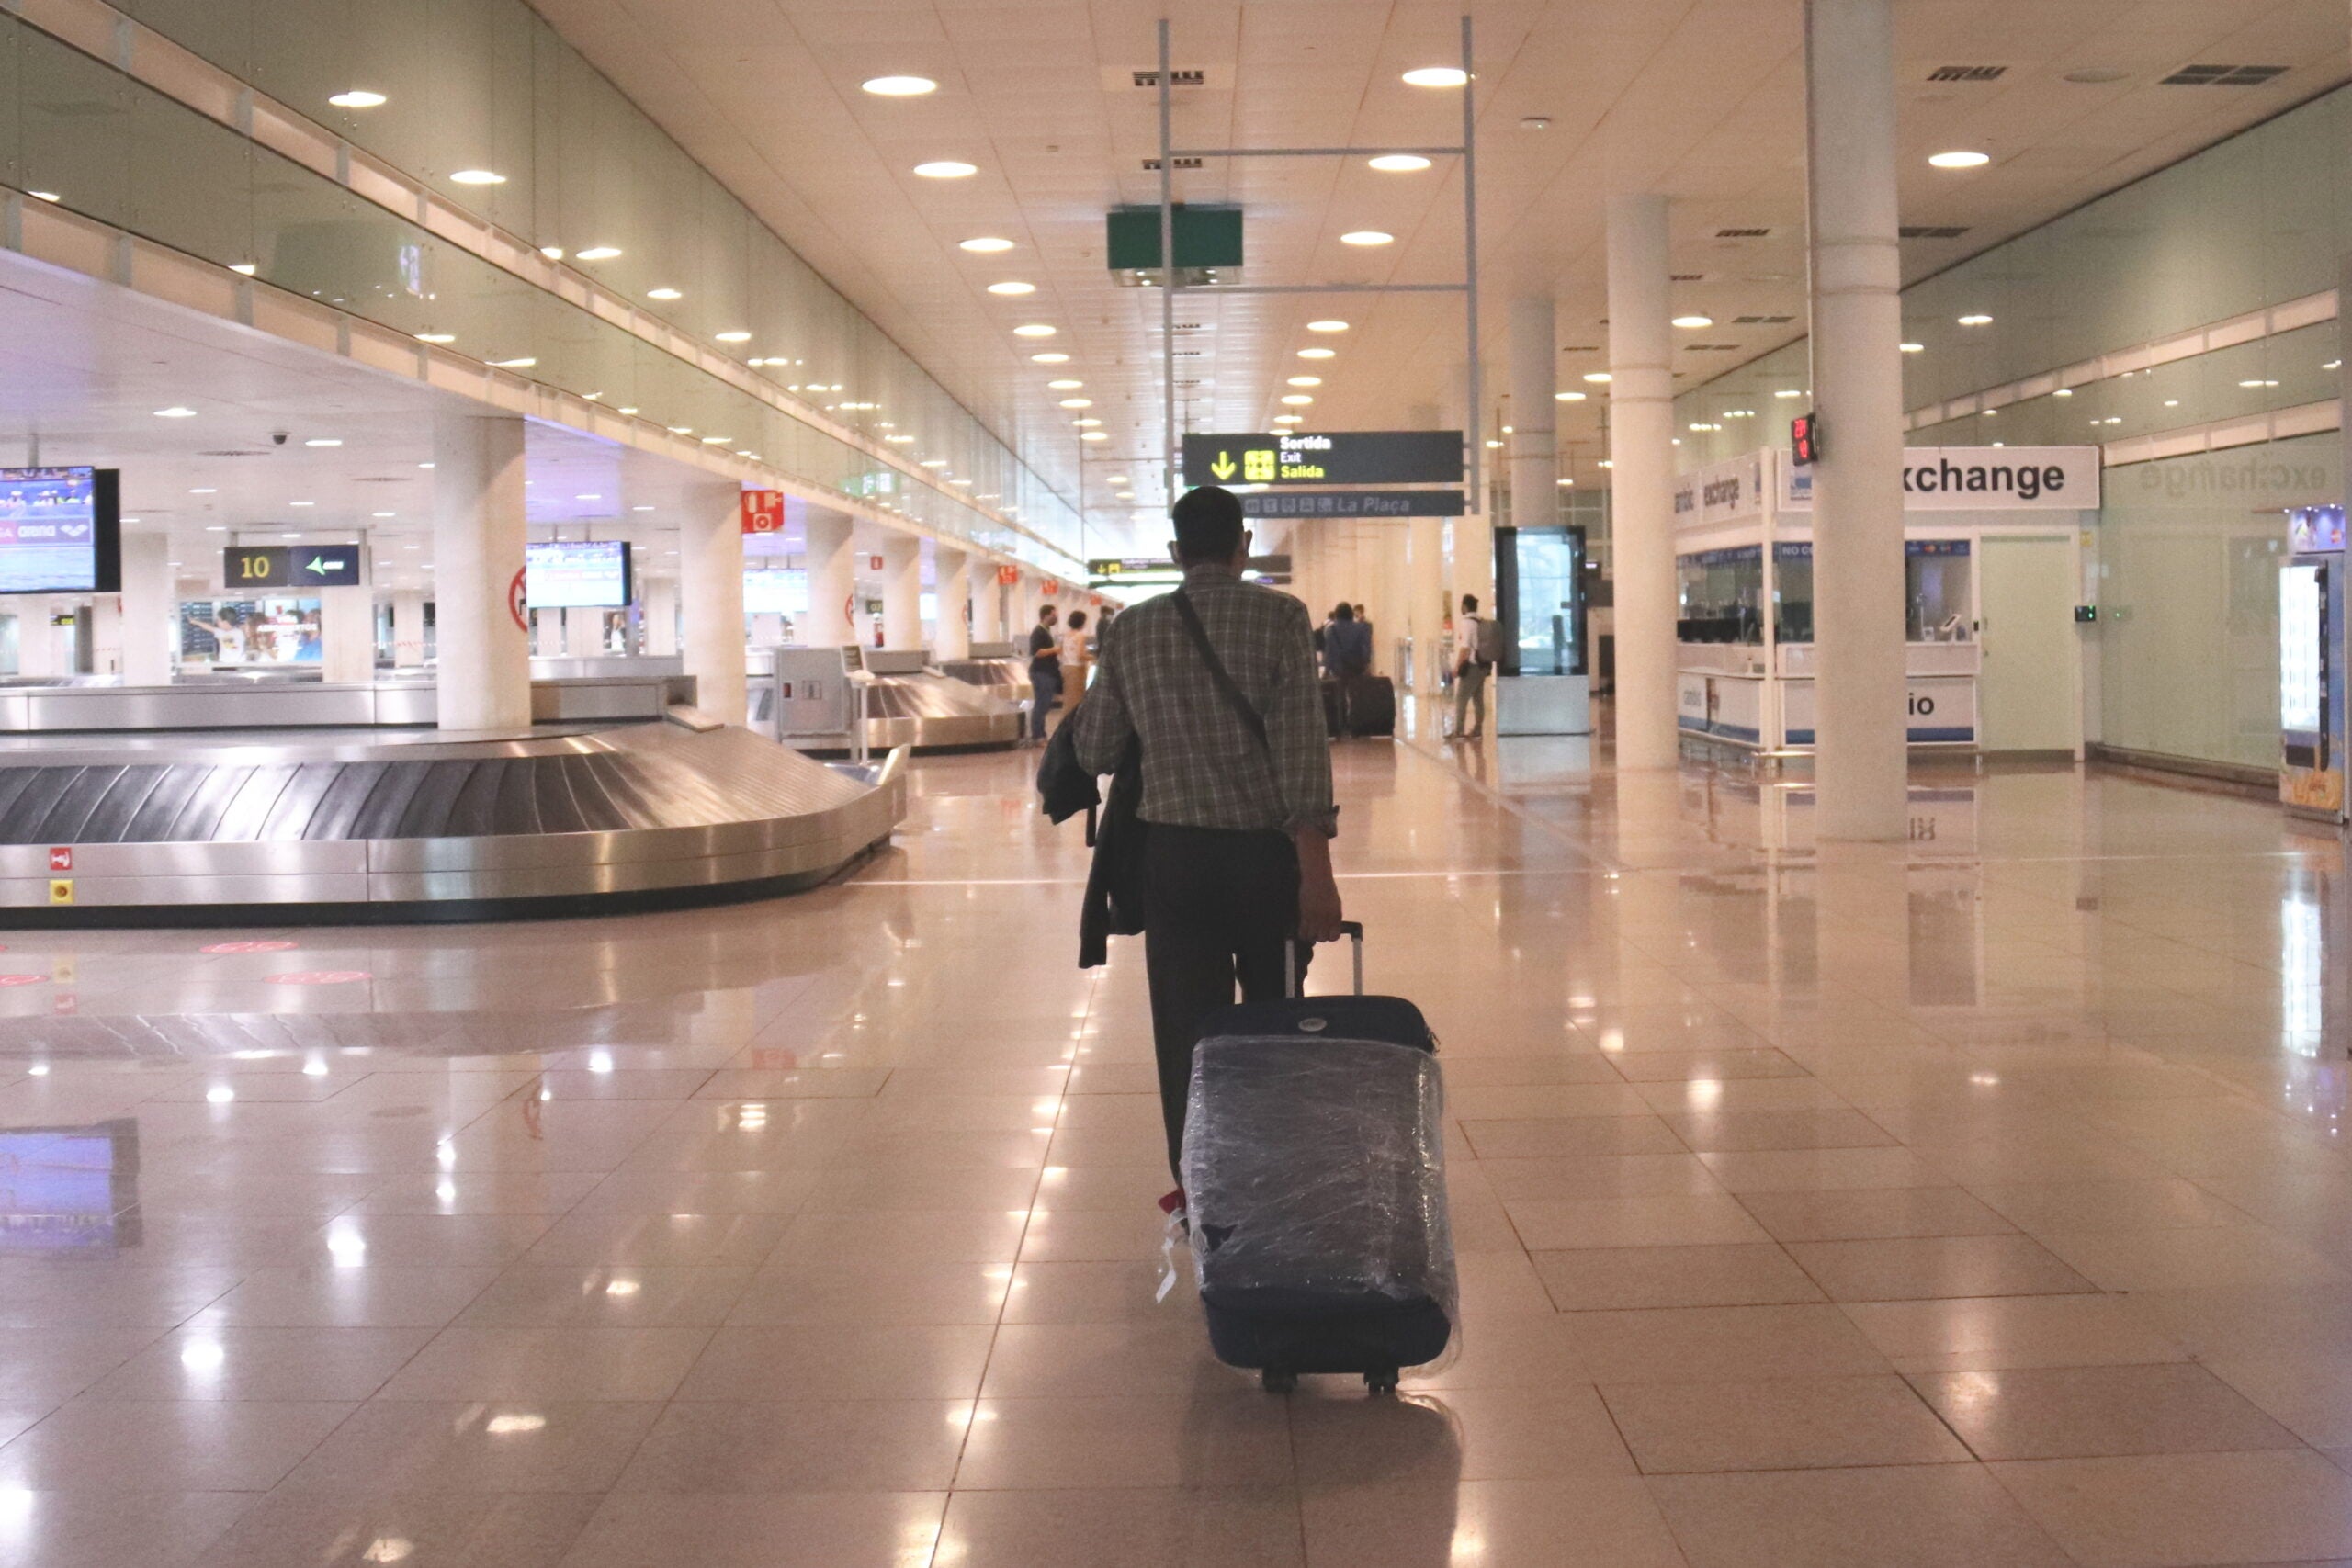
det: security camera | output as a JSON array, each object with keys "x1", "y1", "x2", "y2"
[{"x1": 271, "y1": 431, "x2": 290, "y2": 446}]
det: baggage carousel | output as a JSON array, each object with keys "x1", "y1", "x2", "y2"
[
  {"x1": 0, "y1": 719, "x2": 906, "y2": 926},
  {"x1": 765, "y1": 647, "x2": 1023, "y2": 754}
]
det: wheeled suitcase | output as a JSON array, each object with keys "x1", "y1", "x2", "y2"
[
  {"x1": 1180, "y1": 922, "x2": 1455, "y2": 1394},
  {"x1": 1341, "y1": 674, "x2": 1396, "y2": 737}
]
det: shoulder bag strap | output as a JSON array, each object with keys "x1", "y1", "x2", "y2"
[{"x1": 1171, "y1": 588, "x2": 1272, "y2": 754}]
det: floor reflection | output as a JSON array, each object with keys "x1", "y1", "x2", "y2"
[{"x1": 0, "y1": 1117, "x2": 138, "y2": 1256}]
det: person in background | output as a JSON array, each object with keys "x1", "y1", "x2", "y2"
[
  {"x1": 1027, "y1": 604, "x2": 1061, "y2": 744},
  {"x1": 1071, "y1": 485, "x2": 1344, "y2": 1193},
  {"x1": 1059, "y1": 609, "x2": 1092, "y2": 718},
  {"x1": 1323, "y1": 602, "x2": 1373, "y2": 680},
  {"x1": 1453, "y1": 593, "x2": 1494, "y2": 740}
]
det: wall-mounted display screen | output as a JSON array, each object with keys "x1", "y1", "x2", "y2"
[
  {"x1": 0, "y1": 468, "x2": 121, "y2": 594},
  {"x1": 526, "y1": 540, "x2": 632, "y2": 609},
  {"x1": 2282, "y1": 564, "x2": 2326, "y2": 738},
  {"x1": 743, "y1": 570, "x2": 808, "y2": 615}
]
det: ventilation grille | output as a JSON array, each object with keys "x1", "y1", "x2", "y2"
[
  {"x1": 1900, "y1": 224, "x2": 1972, "y2": 239},
  {"x1": 1131, "y1": 68, "x2": 1207, "y2": 88},
  {"x1": 1713, "y1": 227, "x2": 1772, "y2": 240},
  {"x1": 1684, "y1": 343, "x2": 1744, "y2": 352},
  {"x1": 1141, "y1": 156, "x2": 1204, "y2": 171},
  {"x1": 1925, "y1": 64, "x2": 2007, "y2": 83},
  {"x1": 2160, "y1": 64, "x2": 2289, "y2": 85},
  {"x1": 1669, "y1": 273, "x2": 1711, "y2": 282},
  {"x1": 198, "y1": 449, "x2": 274, "y2": 458},
  {"x1": 1732, "y1": 314, "x2": 1796, "y2": 325},
  {"x1": 352, "y1": 476, "x2": 413, "y2": 484},
  {"x1": 1559, "y1": 344, "x2": 1600, "y2": 353}
]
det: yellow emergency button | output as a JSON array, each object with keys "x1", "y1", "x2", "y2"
[{"x1": 48, "y1": 879, "x2": 73, "y2": 906}]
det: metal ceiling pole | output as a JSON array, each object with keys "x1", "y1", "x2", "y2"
[
  {"x1": 1159, "y1": 17, "x2": 1177, "y2": 510},
  {"x1": 1461, "y1": 13, "x2": 1482, "y2": 513}
]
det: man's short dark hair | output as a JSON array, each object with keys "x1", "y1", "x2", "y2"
[
  {"x1": 1038, "y1": 604, "x2": 1057, "y2": 622},
  {"x1": 1461, "y1": 594, "x2": 1479, "y2": 614},
  {"x1": 1331, "y1": 603, "x2": 1355, "y2": 622},
  {"x1": 1172, "y1": 486, "x2": 1245, "y2": 563}
]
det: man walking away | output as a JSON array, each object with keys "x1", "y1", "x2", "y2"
[
  {"x1": 1026, "y1": 604, "x2": 1061, "y2": 743},
  {"x1": 1453, "y1": 593, "x2": 1497, "y2": 739},
  {"x1": 1072, "y1": 485, "x2": 1345, "y2": 1189},
  {"x1": 1323, "y1": 604, "x2": 1372, "y2": 680}
]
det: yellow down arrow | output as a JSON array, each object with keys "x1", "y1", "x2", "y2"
[{"x1": 1209, "y1": 450, "x2": 1237, "y2": 480}]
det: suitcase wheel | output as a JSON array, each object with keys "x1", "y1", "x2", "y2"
[
  {"x1": 1261, "y1": 1367, "x2": 1297, "y2": 1394},
  {"x1": 1364, "y1": 1367, "x2": 1399, "y2": 1396}
]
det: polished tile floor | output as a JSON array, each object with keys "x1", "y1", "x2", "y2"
[{"x1": 6, "y1": 702, "x2": 2352, "y2": 1565}]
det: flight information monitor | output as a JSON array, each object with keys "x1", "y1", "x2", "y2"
[
  {"x1": 526, "y1": 539, "x2": 632, "y2": 608},
  {"x1": 0, "y1": 468, "x2": 121, "y2": 593}
]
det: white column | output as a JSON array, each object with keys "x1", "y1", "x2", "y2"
[
  {"x1": 431, "y1": 411, "x2": 531, "y2": 732},
  {"x1": 88, "y1": 592, "x2": 121, "y2": 676},
  {"x1": 563, "y1": 606, "x2": 604, "y2": 658},
  {"x1": 803, "y1": 513, "x2": 855, "y2": 648},
  {"x1": 934, "y1": 546, "x2": 972, "y2": 660},
  {"x1": 970, "y1": 560, "x2": 1003, "y2": 645},
  {"x1": 1510, "y1": 296, "x2": 1560, "y2": 536},
  {"x1": 642, "y1": 578, "x2": 678, "y2": 656},
  {"x1": 1806, "y1": 0, "x2": 1909, "y2": 840},
  {"x1": 119, "y1": 531, "x2": 173, "y2": 684},
  {"x1": 679, "y1": 479, "x2": 747, "y2": 724},
  {"x1": 1608, "y1": 193, "x2": 1681, "y2": 770},
  {"x1": 390, "y1": 589, "x2": 425, "y2": 667},
  {"x1": 322, "y1": 581, "x2": 373, "y2": 684},
  {"x1": 878, "y1": 533, "x2": 922, "y2": 650}
]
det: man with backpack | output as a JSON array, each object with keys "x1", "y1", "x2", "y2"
[
  {"x1": 1069, "y1": 485, "x2": 1344, "y2": 1186},
  {"x1": 1453, "y1": 593, "x2": 1498, "y2": 739}
]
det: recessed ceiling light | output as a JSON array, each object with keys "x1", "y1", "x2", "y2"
[
  {"x1": 1582, "y1": 372, "x2": 1611, "y2": 384},
  {"x1": 862, "y1": 74, "x2": 937, "y2": 96},
  {"x1": 2239, "y1": 378, "x2": 2280, "y2": 389},
  {"x1": 1288, "y1": 377, "x2": 1322, "y2": 387},
  {"x1": 206, "y1": 525, "x2": 226, "y2": 531},
  {"x1": 1901, "y1": 342, "x2": 1925, "y2": 353},
  {"x1": 1672, "y1": 314, "x2": 1713, "y2": 329},
  {"x1": 190, "y1": 487, "x2": 217, "y2": 494},
  {"x1": 1402, "y1": 66, "x2": 1468, "y2": 87},
  {"x1": 1114, "y1": 491, "x2": 1135, "y2": 501},
  {"x1": 449, "y1": 169, "x2": 506, "y2": 186},
  {"x1": 229, "y1": 262, "x2": 257, "y2": 276},
  {"x1": 27, "y1": 191, "x2": 59, "y2": 203},
  {"x1": 1046, "y1": 378, "x2": 1084, "y2": 389},
  {"x1": 371, "y1": 511, "x2": 395, "y2": 518},
  {"x1": 153, "y1": 406, "x2": 197, "y2": 418},
  {"x1": 1306, "y1": 320, "x2": 1350, "y2": 333},
  {"x1": 618, "y1": 407, "x2": 638, "y2": 415},
  {"x1": 1273, "y1": 414, "x2": 1304, "y2": 424},
  {"x1": 1369, "y1": 153, "x2": 1431, "y2": 172},
  {"x1": 1297, "y1": 347, "x2": 1336, "y2": 360},
  {"x1": 576, "y1": 245, "x2": 621, "y2": 261},
  {"x1": 539, "y1": 245, "x2": 564, "y2": 261},
  {"x1": 2052, "y1": 388, "x2": 2073, "y2": 398},
  {"x1": 1031, "y1": 351, "x2": 1070, "y2": 364},
  {"x1": 304, "y1": 438, "x2": 342, "y2": 447},
  {"x1": 1080, "y1": 430, "x2": 1108, "y2": 441},
  {"x1": 921, "y1": 458, "x2": 949, "y2": 468},
  {"x1": 1774, "y1": 389, "x2": 1803, "y2": 399},
  {"x1": 716, "y1": 330, "x2": 752, "y2": 343},
  {"x1": 1555, "y1": 390, "x2": 1586, "y2": 401},
  {"x1": 986, "y1": 281, "x2": 1035, "y2": 296},
  {"x1": 960, "y1": 236, "x2": 1015, "y2": 253},
  {"x1": 1928, "y1": 150, "x2": 1990, "y2": 169},
  {"x1": 1340, "y1": 231, "x2": 1394, "y2": 247},
  {"x1": 1013, "y1": 323, "x2": 1057, "y2": 338},
  {"x1": 414, "y1": 331, "x2": 455, "y2": 344},
  {"x1": 1957, "y1": 313, "x2": 1993, "y2": 325},
  {"x1": 648, "y1": 287, "x2": 683, "y2": 300},
  {"x1": 1281, "y1": 394, "x2": 1314, "y2": 405},
  {"x1": 700, "y1": 435, "x2": 732, "y2": 444},
  {"x1": 914, "y1": 160, "x2": 978, "y2": 179},
  {"x1": 328, "y1": 89, "x2": 387, "y2": 108},
  {"x1": 575, "y1": 493, "x2": 601, "y2": 501},
  {"x1": 1058, "y1": 398, "x2": 1092, "y2": 408},
  {"x1": 288, "y1": 501, "x2": 314, "y2": 508},
  {"x1": 632, "y1": 504, "x2": 656, "y2": 512},
  {"x1": 1107, "y1": 475, "x2": 1129, "y2": 484},
  {"x1": 1073, "y1": 417, "x2": 1102, "y2": 427},
  {"x1": 490, "y1": 356, "x2": 537, "y2": 368}
]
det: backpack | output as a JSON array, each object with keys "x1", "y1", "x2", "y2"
[{"x1": 1471, "y1": 615, "x2": 1504, "y2": 667}]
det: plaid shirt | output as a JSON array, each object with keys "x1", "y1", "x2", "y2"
[{"x1": 1071, "y1": 566, "x2": 1338, "y2": 838}]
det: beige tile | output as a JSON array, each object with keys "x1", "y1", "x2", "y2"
[
  {"x1": 1600, "y1": 1374, "x2": 1971, "y2": 1472},
  {"x1": 1292, "y1": 1385, "x2": 1634, "y2": 1482},
  {"x1": 1839, "y1": 1293, "x2": 2192, "y2": 1372},
  {"x1": 1397, "y1": 1311, "x2": 1589, "y2": 1392},
  {"x1": 678, "y1": 1324, "x2": 995, "y2": 1401},
  {"x1": 1460, "y1": 1116, "x2": 1689, "y2": 1158},
  {"x1": 559, "y1": 1491, "x2": 947, "y2": 1568},
  {"x1": 982, "y1": 1319, "x2": 1238, "y2": 1399},
  {"x1": 0, "y1": 1398, "x2": 355, "y2": 1491},
  {"x1": 1471, "y1": 1153, "x2": 1724, "y2": 1201},
  {"x1": 83, "y1": 1326, "x2": 433, "y2": 1401},
  {"x1": 1662, "y1": 1107, "x2": 1900, "y2": 1153},
  {"x1": 1650, "y1": 1464, "x2": 2073, "y2": 1568},
  {"x1": 453, "y1": 1266, "x2": 753, "y2": 1327},
  {"x1": 1568, "y1": 1303, "x2": 1893, "y2": 1383},
  {"x1": 190, "y1": 1493, "x2": 597, "y2": 1568},
  {"x1": 2034, "y1": 1224, "x2": 2351, "y2": 1292},
  {"x1": 614, "y1": 1398, "x2": 971, "y2": 1491},
  {"x1": 1738, "y1": 1185, "x2": 2017, "y2": 1242},
  {"x1": 1698, "y1": 1146, "x2": 1954, "y2": 1192},
  {"x1": 1632, "y1": 1077, "x2": 1853, "y2": 1113},
  {"x1": 1991, "y1": 1450, "x2": 2352, "y2": 1568},
  {"x1": 1506, "y1": 1193, "x2": 1772, "y2": 1249},
  {"x1": 1912, "y1": 1362, "x2": 2300, "y2": 1460},
  {"x1": 1001, "y1": 1259, "x2": 1176, "y2": 1323},
  {"x1": 1301, "y1": 1476, "x2": 1687, "y2": 1568},
  {"x1": 514, "y1": 1210, "x2": 789, "y2": 1267},
  {"x1": 1017, "y1": 1205, "x2": 1168, "y2": 1261},
  {"x1": 769, "y1": 1207, "x2": 1032, "y2": 1265},
  {"x1": 0, "y1": 1491, "x2": 254, "y2": 1568},
  {"x1": 2202, "y1": 1352, "x2": 2352, "y2": 1447},
  {"x1": 0, "y1": 1326, "x2": 202, "y2": 1403},
  {"x1": 1607, "y1": 1048, "x2": 1811, "y2": 1081},
  {"x1": 279, "y1": 1401, "x2": 662, "y2": 1493},
  {"x1": 955, "y1": 1394, "x2": 1293, "y2": 1490},
  {"x1": 936, "y1": 1487, "x2": 1305, "y2": 1568},
  {"x1": 731, "y1": 1256, "x2": 1012, "y2": 1325},
  {"x1": 188, "y1": 1266, "x2": 504, "y2": 1329},
  {"x1": 373, "y1": 1325, "x2": 711, "y2": 1401},
  {"x1": 1786, "y1": 1235, "x2": 2097, "y2": 1302},
  {"x1": 1965, "y1": 1179, "x2": 2244, "y2": 1235},
  {"x1": 1535, "y1": 1244, "x2": 1825, "y2": 1311}
]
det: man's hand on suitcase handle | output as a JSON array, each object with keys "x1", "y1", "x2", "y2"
[{"x1": 1293, "y1": 829, "x2": 1346, "y2": 944}]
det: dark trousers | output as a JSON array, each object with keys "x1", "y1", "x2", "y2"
[
  {"x1": 1028, "y1": 665, "x2": 1062, "y2": 739},
  {"x1": 1144, "y1": 823, "x2": 1308, "y2": 1185}
]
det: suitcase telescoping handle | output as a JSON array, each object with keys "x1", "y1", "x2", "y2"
[{"x1": 1286, "y1": 919, "x2": 1365, "y2": 998}]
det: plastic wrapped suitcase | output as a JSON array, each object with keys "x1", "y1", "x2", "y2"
[
  {"x1": 1342, "y1": 675, "x2": 1396, "y2": 737},
  {"x1": 1180, "y1": 922, "x2": 1455, "y2": 1393}
]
